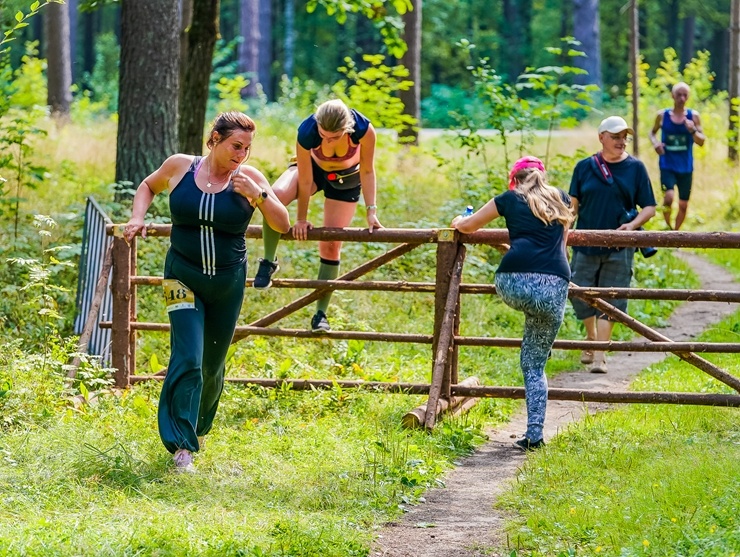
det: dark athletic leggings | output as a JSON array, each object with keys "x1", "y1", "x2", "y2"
[{"x1": 158, "y1": 249, "x2": 246, "y2": 454}]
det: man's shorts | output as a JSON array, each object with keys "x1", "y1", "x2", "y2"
[
  {"x1": 660, "y1": 168, "x2": 693, "y2": 201},
  {"x1": 570, "y1": 248, "x2": 635, "y2": 320}
]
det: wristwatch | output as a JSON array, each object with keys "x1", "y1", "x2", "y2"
[{"x1": 252, "y1": 189, "x2": 268, "y2": 207}]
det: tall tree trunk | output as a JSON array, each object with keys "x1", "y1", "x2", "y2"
[
  {"x1": 667, "y1": 0, "x2": 679, "y2": 49},
  {"x1": 629, "y1": 0, "x2": 639, "y2": 156},
  {"x1": 81, "y1": 9, "x2": 98, "y2": 78},
  {"x1": 239, "y1": 0, "x2": 260, "y2": 97},
  {"x1": 116, "y1": 0, "x2": 180, "y2": 193},
  {"x1": 68, "y1": 0, "x2": 78, "y2": 83},
  {"x1": 400, "y1": 0, "x2": 422, "y2": 144},
  {"x1": 711, "y1": 28, "x2": 729, "y2": 91},
  {"x1": 179, "y1": 0, "x2": 219, "y2": 155},
  {"x1": 681, "y1": 15, "x2": 695, "y2": 66},
  {"x1": 729, "y1": 0, "x2": 739, "y2": 162},
  {"x1": 284, "y1": 0, "x2": 295, "y2": 79},
  {"x1": 180, "y1": 0, "x2": 193, "y2": 96},
  {"x1": 45, "y1": 2, "x2": 73, "y2": 120},
  {"x1": 572, "y1": 0, "x2": 602, "y2": 87},
  {"x1": 501, "y1": 0, "x2": 532, "y2": 80},
  {"x1": 259, "y1": 0, "x2": 272, "y2": 99}
]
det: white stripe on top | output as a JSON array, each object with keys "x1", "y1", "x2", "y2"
[{"x1": 198, "y1": 192, "x2": 217, "y2": 275}]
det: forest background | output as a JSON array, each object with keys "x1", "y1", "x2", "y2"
[{"x1": 1, "y1": 1, "x2": 740, "y2": 556}]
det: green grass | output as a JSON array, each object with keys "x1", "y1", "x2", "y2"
[
  {"x1": 1, "y1": 116, "x2": 737, "y2": 556},
  {"x1": 496, "y1": 301, "x2": 740, "y2": 556}
]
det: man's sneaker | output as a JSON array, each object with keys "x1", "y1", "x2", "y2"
[
  {"x1": 514, "y1": 437, "x2": 545, "y2": 452},
  {"x1": 311, "y1": 310, "x2": 331, "y2": 333},
  {"x1": 173, "y1": 449, "x2": 195, "y2": 473},
  {"x1": 254, "y1": 258, "x2": 279, "y2": 289},
  {"x1": 580, "y1": 350, "x2": 594, "y2": 364}
]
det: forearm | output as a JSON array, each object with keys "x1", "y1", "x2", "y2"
[
  {"x1": 632, "y1": 206, "x2": 656, "y2": 228},
  {"x1": 296, "y1": 178, "x2": 312, "y2": 221},
  {"x1": 130, "y1": 181, "x2": 156, "y2": 221},
  {"x1": 360, "y1": 171, "x2": 377, "y2": 207}
]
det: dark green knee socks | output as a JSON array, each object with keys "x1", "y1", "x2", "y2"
[
  {"x1": 262, "y1": 221, "x2": 282, "y2": 262},
  {"x1": 317, "y1": 258, "x2": 340, "y2": 314}
]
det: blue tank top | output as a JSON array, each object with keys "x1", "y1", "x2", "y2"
[
  {"x1": 169, "y1": 157, "x2": 255, "y2": 275},
  {"x1": 660, "y1": 109, "x2": 693, "y2": 173}
]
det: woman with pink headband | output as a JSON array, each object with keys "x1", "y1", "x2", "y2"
[{"x1": 451, "y1": 156, "x2": 573, "y2": 451}]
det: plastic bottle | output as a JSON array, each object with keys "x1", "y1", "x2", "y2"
[{"x1": 464, "y1": 205, "x2": 474, "y2": 216}]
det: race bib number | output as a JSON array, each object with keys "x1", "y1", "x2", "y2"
[{"x1": 162, "y1": 279, "x2": 195, "y2": 312}]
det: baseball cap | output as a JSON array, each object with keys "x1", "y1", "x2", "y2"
[
  {"x1": 508, "y1": 156, "x2": 545, "y2": 190},
  {"x1": 597, "y1": 116, "x2": 634, "y2": 135}
]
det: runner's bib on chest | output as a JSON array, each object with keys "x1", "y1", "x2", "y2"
[{"x1": 162, "y1": 279, "x2": 196, "y2": 312}]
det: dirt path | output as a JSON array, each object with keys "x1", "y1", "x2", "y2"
[{"x1": 373, "y1": 252, "x2": 740, "y2": 557}]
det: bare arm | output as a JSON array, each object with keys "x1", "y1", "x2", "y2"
[
  {"x1": 358, "y1": 124, "x2": 382, "y2": 233},
  {"x1": 617, "y1": 205, "x2": 656, "y2": 231},
  {"x1": 232, "y1": 166, "x2": 291, "y2": 234},
  {"x1": 293, "y1": 144, "x2": 314, "y2": 240},
  {"x1": 124, "y1": 154, "x2": 191, "y2": 241},
  {"x1": 450, "y1": 197, "x2": 500, "y2": 233},
  {"x1": 649, "y1": 112, "x2": 665, "y2": 155}
]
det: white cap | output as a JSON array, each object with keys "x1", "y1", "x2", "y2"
[{"x1": 598, "y1": 116, "x2": 634, "y2": 135}]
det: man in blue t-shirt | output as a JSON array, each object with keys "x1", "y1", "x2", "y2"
[
  {"x1": 569, "y1": 116, "x2": 656, "y2": 373},
  {"x1": 649, "y1": 82, "x2": 705, "y2": 230}
]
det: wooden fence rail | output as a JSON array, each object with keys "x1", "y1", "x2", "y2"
[{"x1": 101, "y1": 224, "x2": 740, "y2": 428}]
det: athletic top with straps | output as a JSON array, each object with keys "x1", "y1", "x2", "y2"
[
  {"x1": 660, "y1": 108, "x2": 694, "y2": 173},
  {"x1": 297, "y1": 109, "x2": 371, "y2": 162},
  {"x1": 169, "y1": 156, "x2": 255, "y2": 275}
]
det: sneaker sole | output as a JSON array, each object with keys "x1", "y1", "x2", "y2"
[
  {"x1": 589, "y1": 365, "x2": 608, "y2": 374},
  {"x1": 311, "y1": 327, "x2": 331, "y2": 334}
]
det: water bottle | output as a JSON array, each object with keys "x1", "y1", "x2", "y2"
[{"x1": 464, "y1": 205, "x2": 474, "y2": 217}]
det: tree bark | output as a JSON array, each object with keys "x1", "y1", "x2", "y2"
[
  {"x1": 45, "y1": 1, "x2": 73, "y2": 120},
  {"x1": 116, "y1": 1, "x2": 180, "y2": 193},
  {"x1": 400, "y1": 0, "x2": 422, "y2": 144},
  {"x1": 729, "y1": 0, "x2": 739, "y2": 162},
  {"x1": 178, "y1": 0, "x2": 219, "y2": 155},
  {"x1": 239, "y1": 0, "x2": 260, "y2": 97},
  {"x1": 179, "y1": 0, "x2": 194, "y2": 97},
  {"x1": 259, "y1": 0, "x2": 272, "y2": 99},
  {"x1": 630, "y1": 0, "x2": 639, "y2": 156},
  {"x1": 501, "y1": 0, "x2": 532, "y2": 80},
  {"x1": 573, "y1": 0, "x2": 602, "y2": 87},
  {"x1": 681, "y1": 15, "x2": 695, "y2": 66},
  {"x1": 284, "y1": 0, "x2": 295, "y2": 79},
  {"x1": 68, "y1": 0, "x2": 78, "y2": 83}
]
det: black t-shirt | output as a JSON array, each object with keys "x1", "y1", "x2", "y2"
[
  {"x1": 494, "y1": 189, "x2": 571, "y2": 281},
  {"x1": 569, "y1": 154, "x2": 656, "y2": 255}
]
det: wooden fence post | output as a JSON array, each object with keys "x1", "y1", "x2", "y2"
[{"x1": 111, "y1": 235, "x2": 132, "y2": 388}]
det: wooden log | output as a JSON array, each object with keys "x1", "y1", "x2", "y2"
[
  {"x1": 110, "y1": 236, "x2": 132, "y2": 388},
  {"x1": 448, "y1": 396, "x2": 480, "y2": 418},
  {"x1": 108, "y1": 223, "x2": 740, "y2": 249},
  {"x1": 425, "y1": 245, "x2": 466, "y2": 429},
  {"x1": 402, "y1": 376, "x2": 480, "y2": 429}
]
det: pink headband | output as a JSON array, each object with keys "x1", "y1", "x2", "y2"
[{"x1": 508, "y1": 156, "x2": 545, "y2": 189}]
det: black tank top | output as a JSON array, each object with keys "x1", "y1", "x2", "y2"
[{"x1": 169, "y1": 157, "x2": 255, "y2": 275}]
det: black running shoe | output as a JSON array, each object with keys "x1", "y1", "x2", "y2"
[
  {"x1": 514, "y1": 437, "x2": 545, "y2": 451},
  {"x1": 254, "y1": 258, "x2": 279, "y2": 289},
  {"x1": 310, "y1": 310, "x2": 331, "y2": 333}
]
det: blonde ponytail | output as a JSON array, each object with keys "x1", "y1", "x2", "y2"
[{"x1": 512, "y1": 169, "x2": 574, "y2": 228}]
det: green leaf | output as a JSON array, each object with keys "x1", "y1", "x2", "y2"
[{"x1": 15, "y1": 11, "x2": 24, "y2": 22}]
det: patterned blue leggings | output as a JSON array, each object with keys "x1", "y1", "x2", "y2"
[{"x1": 494, "y1": 272, "x2": 569, "y2": 442}]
